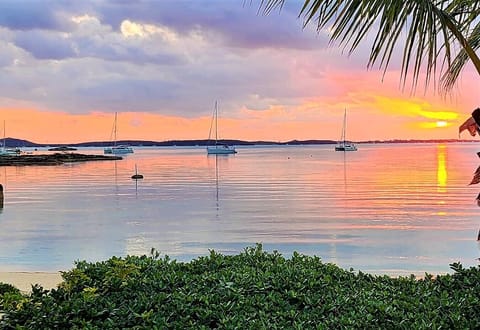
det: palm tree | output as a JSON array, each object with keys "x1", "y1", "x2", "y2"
[{"x1": 259, "y1": 0, "x2": 480, "y2": 93}]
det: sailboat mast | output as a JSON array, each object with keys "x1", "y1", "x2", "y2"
[
  {"x1": 114, "y1": 112, "x2": 117, "y2": 147},
  {"x1": 215, "y1": 101, "x2": 218, "y2": 143},
  {"x1": 343, "y1": 109, "x2": 347, "y2": 143}
]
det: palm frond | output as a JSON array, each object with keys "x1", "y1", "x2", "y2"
[{"x1": 442, "y1": 22, "x2": 480, "y2": 91}]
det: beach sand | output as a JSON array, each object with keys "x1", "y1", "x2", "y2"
[{"x1": 0, "y1": 272, "x2": 63, "y2": 293}]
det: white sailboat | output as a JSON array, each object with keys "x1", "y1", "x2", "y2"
[
  {"x1": 0, "y1": 121, "x2": 21, "y2": 156},
  {"x1": 335, "y1": 109, "x2": 357, "y2": 152},
  {"x1": 206, "y1": 101, "x2": 237, "y2": 155},
  {"x1": 104, "y1": 112, "x2": 134, "y2": 155}
]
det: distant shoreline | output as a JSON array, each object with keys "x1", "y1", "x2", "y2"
[{"x1": 2, "y1": 137, "x2": 476, "y2": 148}]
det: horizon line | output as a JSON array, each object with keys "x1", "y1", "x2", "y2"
[{"x1": 2, "y1": 137, "x2": 476, "y2": 147}]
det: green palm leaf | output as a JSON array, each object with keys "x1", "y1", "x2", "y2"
[{"x1": 442, "y1": 20, "x2": 480, "y2": 91}]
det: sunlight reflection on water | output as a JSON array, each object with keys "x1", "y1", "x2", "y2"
[{"x1": 0, "y1": 143, "x2": 479, "y2": 276}]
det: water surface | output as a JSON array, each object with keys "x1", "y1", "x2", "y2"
[{"x1": 0, "y1": 143, "x2": 479, "y2": 276}]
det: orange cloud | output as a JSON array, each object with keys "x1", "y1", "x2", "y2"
[{"x1": 372, "y1": 96, "x2": 459, "y2": 121}]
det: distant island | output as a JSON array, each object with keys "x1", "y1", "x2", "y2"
[{"x1": 0, "y1": 137, "x2": 475, "y2": 148}]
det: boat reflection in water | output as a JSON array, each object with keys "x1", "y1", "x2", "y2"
[{"x1": 208, "y1": 153, "x2": 230, "y2": 213}]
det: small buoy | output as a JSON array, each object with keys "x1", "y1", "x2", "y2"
[{"x1": 131, "y1": 164, "x2": 143, "y2": 179}]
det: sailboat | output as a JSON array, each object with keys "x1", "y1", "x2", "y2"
[
  {"x1": 335, "y1": 109, "x2": 357, "y2": 152},
  {"x1": 206, "y1": 101, "x2": 237, "y2": 155},
  {"x1": 104, "y1": 112, "x2": 134, "y2": 155},
  {"x1": 0, "y1": 121, "x2": 21, "y2": 156}
]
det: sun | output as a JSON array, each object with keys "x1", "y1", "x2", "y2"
[{"x1": 436, "y1": 121, "x2": 447, "y2": 128}]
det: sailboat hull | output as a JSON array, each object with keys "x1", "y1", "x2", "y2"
[
  {"x1": 104, "y1": 145, "x2": 134, "y2": 154},
  {"x1": 207, "y1": 145, "x2": 237, "y2": 154},
  {"x1": 335, "y1": 143, "x2": 357, "y2": 151},
  {"x1": 0, "y1": 148, "x2": 21, "y2": 156}
]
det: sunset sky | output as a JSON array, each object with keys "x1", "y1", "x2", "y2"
[{"x1": 0, "y1": 0, "x2": 479, "y2": 144}]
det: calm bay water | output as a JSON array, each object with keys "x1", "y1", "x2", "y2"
[{"x1": 0, "y1": 143, "x2": 479, "y2": 276}]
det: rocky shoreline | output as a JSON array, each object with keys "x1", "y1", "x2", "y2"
[{"x1": 0, "y1": 152, "x2": 122, "y2": 166}]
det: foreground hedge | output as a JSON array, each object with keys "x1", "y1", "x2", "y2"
[{"x1": 1, "y1": 245, "x2": 479, "y2": 329}]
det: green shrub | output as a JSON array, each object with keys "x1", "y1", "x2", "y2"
[
  {"x1": 0, "y1": 283, "x2": 20, "y2": 296},
  {"x1": 0, "y1": 282, "x2": 23, "y2": 312},
  {"x1": 0, "y1": 245, "x2": 479, "y2": 329}
]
